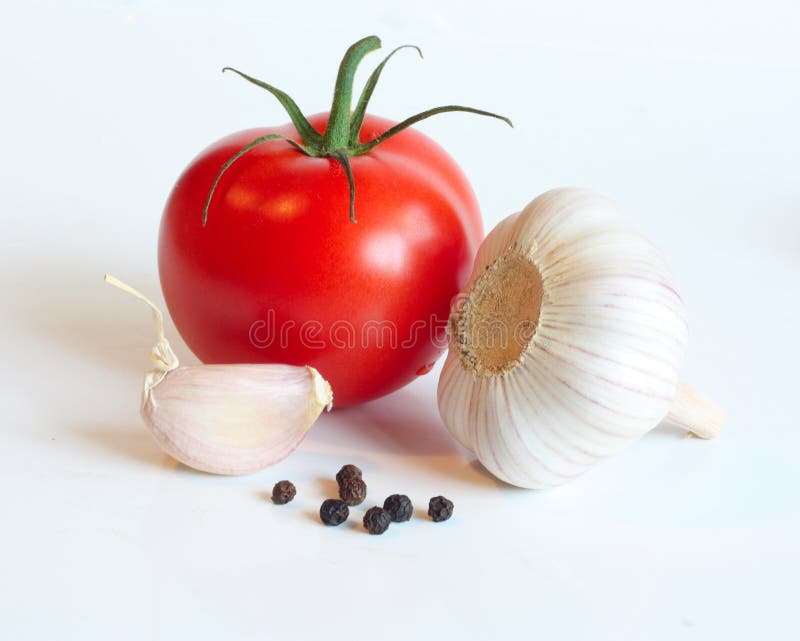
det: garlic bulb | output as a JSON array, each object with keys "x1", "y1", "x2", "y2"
[
  {"x1": 105, "y1": 275, "x2": 332, "y2": 475},
  {"x1": 437, "y1": 188, "x2": 723, "y2": 489}
]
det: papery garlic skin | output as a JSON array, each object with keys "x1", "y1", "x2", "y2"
[
  {"x1": 142, "y1": 364, "x2": 331, "y2": 475},
  {"x1": 438, "y1": 188, "x2": 691, "y2": 489}
]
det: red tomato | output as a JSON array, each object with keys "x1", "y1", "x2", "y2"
[{"x1": 159, "y1": 113, "x2": 483, "y2": 407}]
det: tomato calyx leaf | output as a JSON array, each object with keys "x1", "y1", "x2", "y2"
[
  {"x1": 220, "y1": 67, "x2": 323, "y2": 148},
  {"x1": 203, "y1": 36, "x2": 512, "y2": 226},
  {"x1": 348, "y1": 44, "x2": 423, "y2": 147},
  {"x1": 352, "y1": 106, "x2": 513, "y2": 156}
]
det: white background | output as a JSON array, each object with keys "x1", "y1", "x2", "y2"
[{"x1": 2, "y1": 1, "x2": 799, "y2": 639}]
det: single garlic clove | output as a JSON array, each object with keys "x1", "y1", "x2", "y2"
[
  {"x1": 142, "y1": 364, "x2": 332, "y2": 475},
  {"x1": 438, "y1": 188, "x2": 723, "y2": 489},
  {"x1": 104, "y1": 275, "x2": 333, "y2": 475}
]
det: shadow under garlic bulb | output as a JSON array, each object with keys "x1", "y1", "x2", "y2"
[{"x1": 437, "y1": 188, "x2": 723, "y2": 489}]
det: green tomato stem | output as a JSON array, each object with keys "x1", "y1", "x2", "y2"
[
  {"x1": 204, "y1": 35, "x2": 512, "y2": 225},
  {"x1": 322, "y1": 36, "x2": 382, "y2": 151}
]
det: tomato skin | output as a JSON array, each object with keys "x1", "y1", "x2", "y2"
[{"x1": 159, "y1": 113, "x2": 483, "y2": 407}]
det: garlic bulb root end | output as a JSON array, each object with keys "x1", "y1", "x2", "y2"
[
  {"x1": 663, "y1": 382, "x2": 724, "y2": 439},
  {"x1": 451, "y1": 248, "x2": 543, "y2": 377}
]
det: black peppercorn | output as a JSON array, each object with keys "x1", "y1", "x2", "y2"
[
  {"x1": 271, "y1": 480, "x2": 296, "y2": 505},
  {"x1": 428, "y1": 496, "x2": 454, "y2": 522},
  {"x1": 335, "y1": 464, "x2": 362, "y2": 485},
  {"x1": 338, "y1": 476, "x2": 367, "y2": 506},
  {"x1": 363, "y1": 506, "x2": 391, "y2": 535},
  {"x1": 319, "y1": 499, "x2": 349, "y2": 526},
  {"x1": 383, "y1": 494, "x2": 413, "y2": 522}
]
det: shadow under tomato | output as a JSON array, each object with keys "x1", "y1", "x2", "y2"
[
  {"x1": 309, "y1": 381, "x2": 507, "y2": 489},
  {"x1": 323, "y1": 386, "x2": 458, "y2": 457}
]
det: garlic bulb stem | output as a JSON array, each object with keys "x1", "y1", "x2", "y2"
[
  {"x1": 663, "y1": 382, "x2": 724, "y2": 439},
  {"x1": 104, "y1": 274, "x2": 179, "y2": 390}
]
